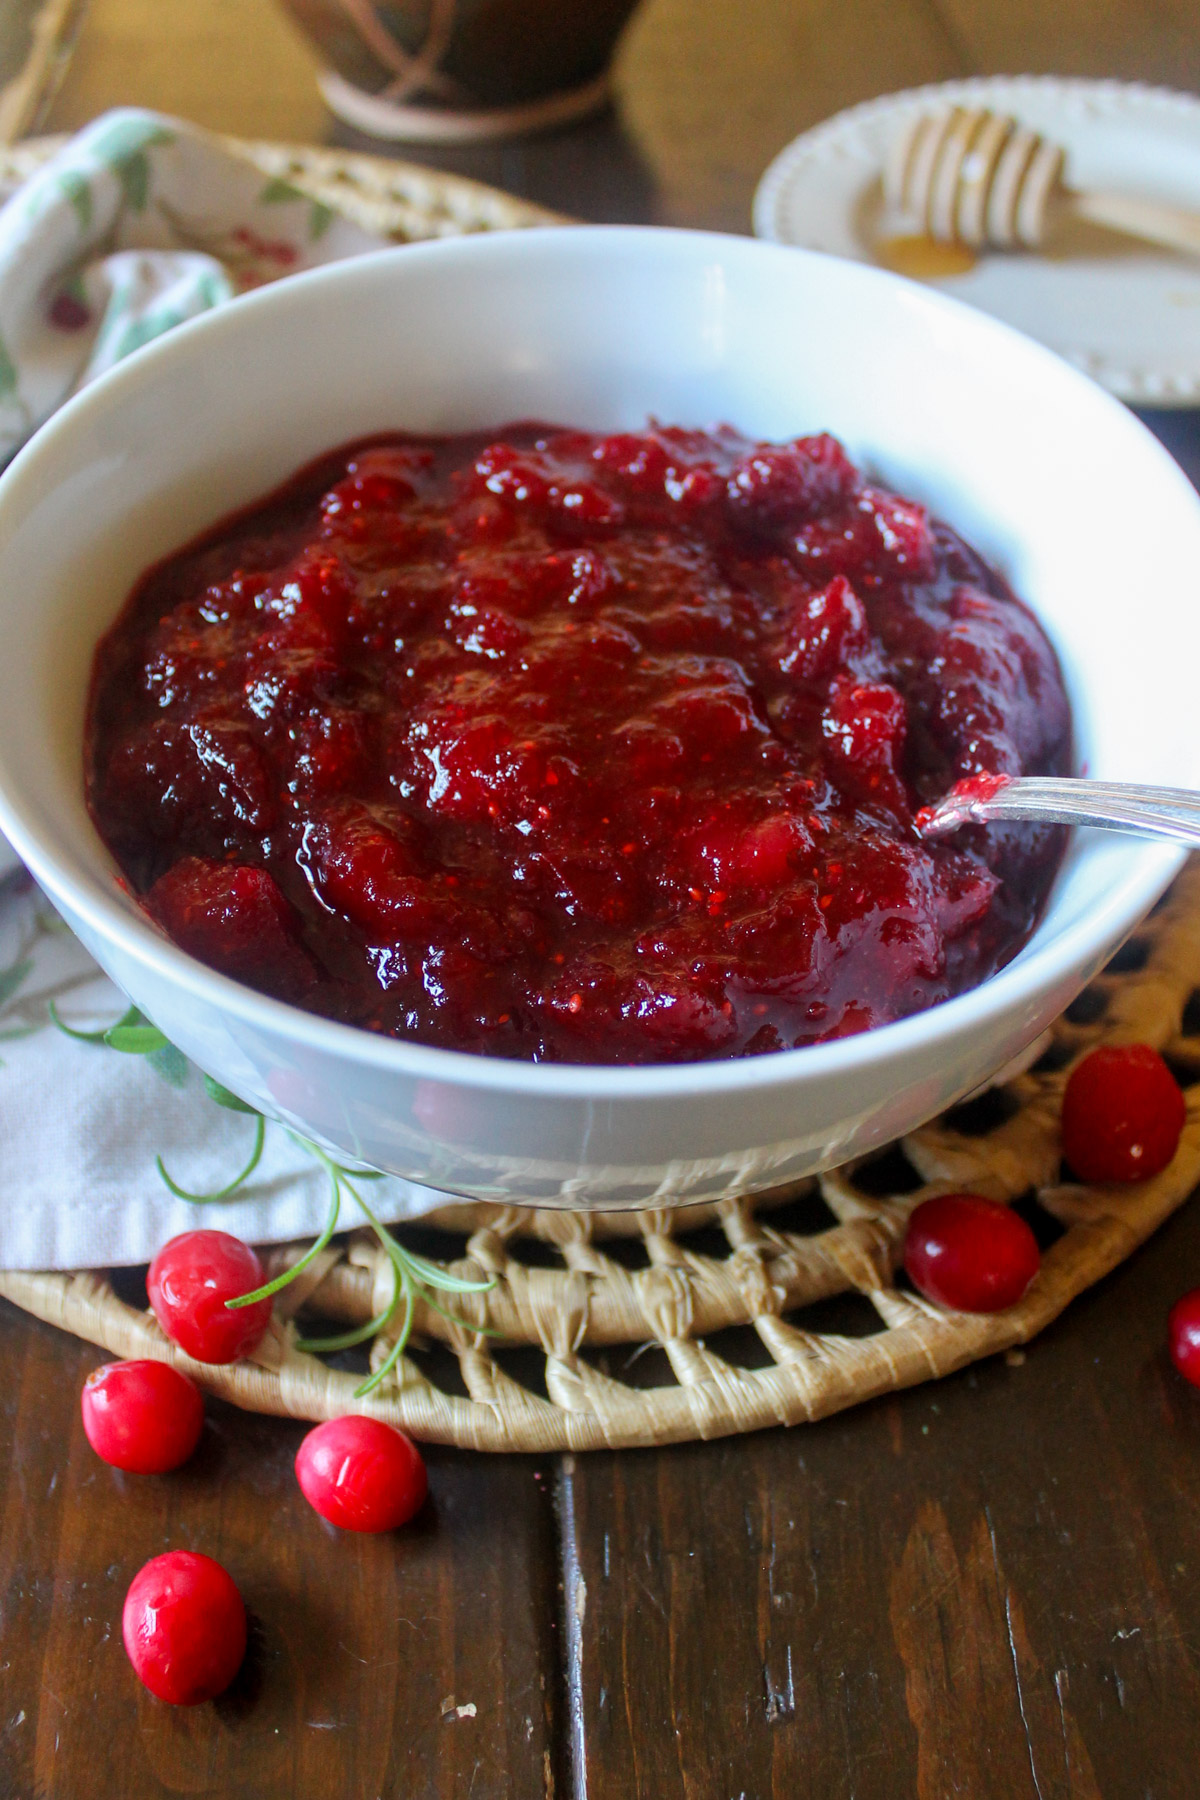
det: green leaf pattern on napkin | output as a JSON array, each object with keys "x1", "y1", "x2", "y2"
[
  {"x1": 56, "y1": 170, "x2": 91, "y2": 233},
  {"x1": 0, "y1": 328, "x2": 30, "y2": 433},
  {"x1": 84, "y1": 115, "x2": 176, "y2": 167},
  {"x1": 0, "y1": 331, "x2": 20, "y2": 402},
  {"x1": 0, "y1": 899, "x2": 94, "y2": 1058},
  {"x1": 258, "y1": 176, "x2": 304, "y2": 206},
  {"x1": 108, "y1": 301, "x2": 192, "y2": 363},
  {"x1": 259, "y1": 176, "x2": 335, "y2": 242}
]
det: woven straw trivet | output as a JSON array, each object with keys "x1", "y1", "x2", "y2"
[
  {"x1": 5, "y1": 861, "x2": 1200, "y2": 1451},
  {"x1": 1, "y1": 133, "x2": 1197, "y2": 1450},
  {"x1": 0, "y1": 132, "x2": 564, "y2": 233}
]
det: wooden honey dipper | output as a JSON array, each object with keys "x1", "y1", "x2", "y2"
[{"x1": 883, "y1": 105, "x2": 1200, "y2": 257}]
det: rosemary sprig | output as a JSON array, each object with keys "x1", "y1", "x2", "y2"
[
  {"x1": 225, "y1": 1161, "x2": 343, "y2": 1310},
  {"x1": 203, "y1": 1074, "x2": 262, "y2": 1114},
  {"x1": 156, "y1": 1114, "x2": 266, "y2": 1202},
  {"x1": 242, "y1": 1140, "x2": 496, "y2": 1398},
  {"x1": 342, "y1": 1171, "x2": 495, "y2": 1395},
  {"x1": 52, "y1": 1006, "x2": 500, "y2": 1392},
  {"x1": 294, "y1": 1263, "x2": 399, "y2": 1356},
  {"x1": 49, "y1": 1000, "x2": 170, "y2": 1054},
  {"x1": 155, "y1": 1073, "x2": 268, "y2": 1199}
]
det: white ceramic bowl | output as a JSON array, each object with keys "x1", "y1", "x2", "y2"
[{"x1": 1, "y1": 227, "x2": 1198, "y2": 1209}]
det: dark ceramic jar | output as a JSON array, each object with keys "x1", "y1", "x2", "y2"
[{"x1": 280, "y1": 0, "x2": 642, "y2": 140}]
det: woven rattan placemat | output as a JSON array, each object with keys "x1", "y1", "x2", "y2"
[{"x1": 1, "y1": 134, "x2": 1196, "y2": 1450}]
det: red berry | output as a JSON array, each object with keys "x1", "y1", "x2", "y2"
[
  {"x1": 726, "y1": 432, "x2": 859, "y2": 523},
  {"x1": 147, "y1": 1230, "x2": 273, "y2": 1365},
  {"x1": 123, "y1": 1551, "x2": 246, "y2": 1705},
  {"x1": 903, "y1": 1194, "x2": 1040, "y2": 1313},
  {"x1": 145, "y1": 857, "x2": 315, "y2": 1002},
  {"x1": 1061, "y1": 1043, "x2": 1185, "y2": 1184},
  {"x1": 295, "y1": 1416, "x2": 428, "y2": 1533},
  {"x1": 81, "y1": 1359, "x2": 204, "y2": 1473},
  {"x1": 1169, "y1": 1289, "x2": 1200, "y2": 1388}
]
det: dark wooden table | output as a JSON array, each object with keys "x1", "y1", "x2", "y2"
[{"x1": 5, "y1": 4, "x2": 1200, "y2": 1796}]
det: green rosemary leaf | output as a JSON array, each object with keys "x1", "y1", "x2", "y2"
[
  {"x1": 353, "y1": 1341, "x2": 405, "y2": 1398},
  {"x1": 296, "y1": 1261, "x2": 401, "y2": 1355},
  {"x1": 147, "y1": 1043, "x2": 189, "y2": 1088},
  {"x1": 294, "y1": 1313, "x2": 388, "y2": 1355},
  {"x1": 414, "y1": 1285, "x2": 505, "y2": 1338},
  {"x1": 105, "y1": 1020, "x2": 170, "y2": 1055},
  {"x1": 202, "y1": 1074, "x2": 261, "y2": 1114},
  {"x1": 157, "y1": 1114, "x2": 266, "y2": 1203},
  {"x1": 354, "y1": 1271, "x2": 414, "y2": 1398},
  {"x1": 49, "y1": 999, "x2": 141, "y2": 1043},
  {"x1": 381, "y1": 1245, "x2": 495, "y2": 1294},
  {"x1": 226, "y1": 1169, "x2": 341, "y2": 1308},
  {"x1": 348, "y1": 1181, "x2": 497, "y2": 1297}
]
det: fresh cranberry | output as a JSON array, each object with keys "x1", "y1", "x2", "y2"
[
  {"x1": 903, "y1": 1194, "x2": 1040, "y2": 1312},
  {"x1": 122, "y1": 1551, "x2": 246, "y2": 1705},
  {"x1": 147, "y1": 1231, "x2": 273, "y2": 1365},
  {"x1": 1169, "y1": 1289, "x2": 1200, "y2": 1387},
  {"x1": 294, "y1": 1416, "x2": 428, "y2": 1532},
  {"x1": 1061, "y1": 1044, "x2": 1185, "y2": 1183},
  {"x1": 81, "y1": 1359, "x2": 204, "y2": 1473}
]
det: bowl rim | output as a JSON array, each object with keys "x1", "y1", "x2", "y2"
[{"x1": 0, "y1": 223, "x2": 1192, "y2": 1102}]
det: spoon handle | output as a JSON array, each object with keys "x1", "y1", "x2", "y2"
[{"x1": 916, "y1": 777, "x2": 1200, "y2": 850}]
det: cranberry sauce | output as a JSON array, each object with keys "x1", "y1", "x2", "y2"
[{"x1": 86, "y1": 424, "x2": 1070, "y2": 1064}]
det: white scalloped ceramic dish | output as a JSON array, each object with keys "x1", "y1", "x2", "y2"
[{"x1": 754, "y1": 77, "x2": 1200, "y2": 407}]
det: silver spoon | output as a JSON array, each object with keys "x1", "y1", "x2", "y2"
[{"x1": 915, "y1": 777, "x2": 1200, "y2": 850}]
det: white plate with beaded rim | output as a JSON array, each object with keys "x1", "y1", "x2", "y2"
[{"x1": 754, "y1": 77, "x2": 1200, "y2": 407}]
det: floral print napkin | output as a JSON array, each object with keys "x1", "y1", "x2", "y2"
[{"x1": 0, "y1": 107, "x2": 381, "y2": 463}]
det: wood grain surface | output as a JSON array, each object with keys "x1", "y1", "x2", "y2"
[
  {"x1": 0, "y1": 1304, "x2": 567, "y2": 1799},
  {"x1": 562, "y1": 1200, "x2": 1200, "y2": 1799},
  {"x1": 7, "y1": 1162, "x2": 1200, "y2": 1797},
  {"x1": 7, "y1": 1, "x2": 1200, "y2": 1796}
]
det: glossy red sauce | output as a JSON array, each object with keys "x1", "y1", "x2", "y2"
[{"x1": 86, "y1": 424, "x2": 1070, "y2": 1064}]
